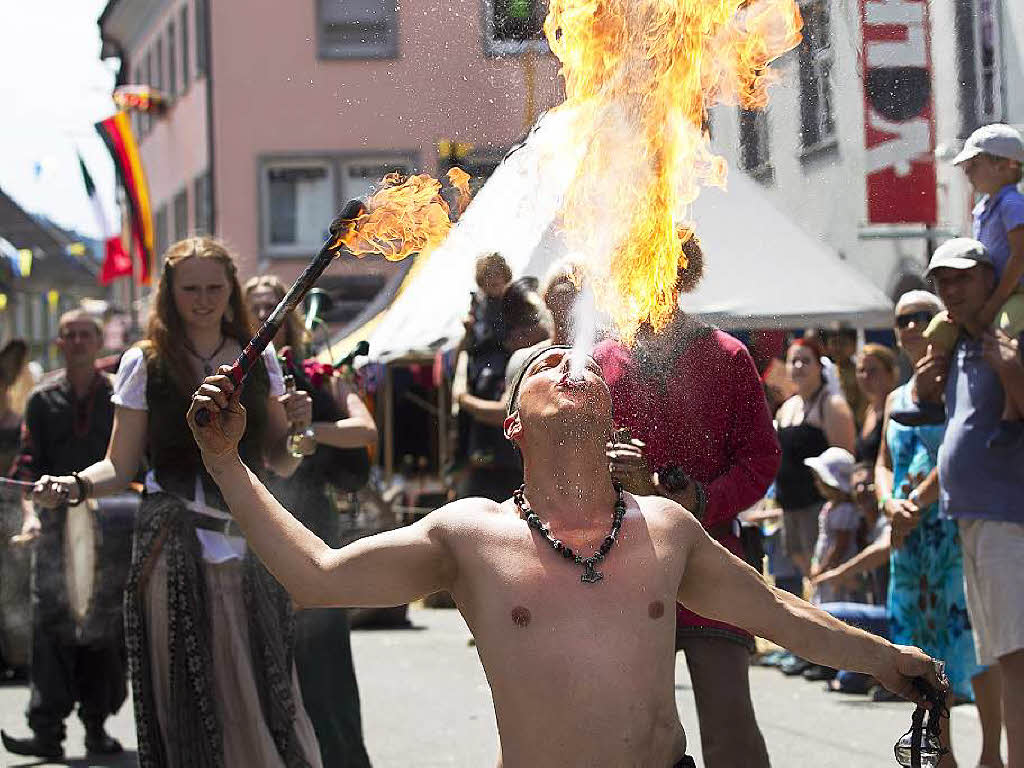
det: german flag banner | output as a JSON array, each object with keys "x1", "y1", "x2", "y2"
[{"x1": 95, "y1": 111, "x2": 154, "y2": 285}]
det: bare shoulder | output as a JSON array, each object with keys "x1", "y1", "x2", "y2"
[
  {"x1": 418, "y1": 495, "x2": 516, "y2": 540},
  {"x1": 630, "y1": 493, "x2": 704, "y2": 547}
]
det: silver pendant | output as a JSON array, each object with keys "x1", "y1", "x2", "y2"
[{"x1": 580, "y1": 560, "x2": 603, "y2": 584}]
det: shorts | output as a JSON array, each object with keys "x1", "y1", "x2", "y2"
[
  {"x1": 924, "y1": 289, "x2": 1024, "y2": 354},
  {"x1": 958, "y1": 518, "x2": 1024, "y2": 666},
  {"x1": 781, "y1": 502, "x2": 821, "y2": 559}
]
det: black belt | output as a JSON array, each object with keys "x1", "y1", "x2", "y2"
[{"x1": 187, "y1": 510, "x2": 243, "y2": 538}]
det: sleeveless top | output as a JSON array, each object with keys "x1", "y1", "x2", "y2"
[
  {"x1": 144, "y1": 347, "x2": 270, "y2": 513},
  {"x1": 855, "y1": 409, "x2": 885, "y2": 465},
  {"x1": 775, "y1": 387, "x2": 830, "y2": 510}
]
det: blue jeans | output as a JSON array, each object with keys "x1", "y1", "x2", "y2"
[{"x1": 818, "y1": 603, "x2": 889, "y2": 691}]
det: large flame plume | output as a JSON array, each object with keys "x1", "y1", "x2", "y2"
[{"x1": 545, "y1": 0, "x2": 802, "y2": 338}]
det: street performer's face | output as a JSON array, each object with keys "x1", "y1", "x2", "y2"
[{"x1": 504, "y1": 347, "x2": 613, "y2": 449}]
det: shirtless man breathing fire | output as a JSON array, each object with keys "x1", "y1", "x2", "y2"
[{"x1": 188, "y1": 344, "x2": 943, "y2": 768}]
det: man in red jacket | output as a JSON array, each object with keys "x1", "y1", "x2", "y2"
[{"x1": 595, "y1": 244, "x2": 781, "y2": 767}]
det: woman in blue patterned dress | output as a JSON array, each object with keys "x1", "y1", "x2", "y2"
[{"x1": 878, "y1": 291, "x2": 1003, "y2": 768}]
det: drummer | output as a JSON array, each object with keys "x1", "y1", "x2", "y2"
[{"x1": 2, "y1": 309, "x2": 127, "y2": 760}]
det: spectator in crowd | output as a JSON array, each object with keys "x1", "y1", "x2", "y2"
[
  {"x1": 2, "y1": 314, "x2": 127, "y2": 759},
  {"x1": 823, "y1": 328, "x2": 867, "y2": 426},
  {"x1": 917, "y1": 239, "x2": 1023, "y2": 766},
  {"x1": 245, "y1": 275, "x2": 375, "y2": 768},
  {"x1": 854, "y1": 344, "x2": 898, "y2": 465},
  {"x1": 25, "y1": 238, "x2": 321, "y2": 766},
  {"x1": 775, "y1": 338, "x2": 856, "y2": 583},
  {"x1": 805, "y1": 447, "x2": 861, "y2": 608},
  {"x1": 457, "y1": 277, "x2": 550, "y2": 498},
  {"x1": 596, "y1": 237, "x2": 781, "y2": 768},
  {"x1": 895, "y1": 124, "x2": 1024, "y2": 452},
  {"x1": 455, "y1": 253, "x2": 513, "y2": 481},
  {"x1": 0, "y1": 339, "x2": 30, "y2": 683}
]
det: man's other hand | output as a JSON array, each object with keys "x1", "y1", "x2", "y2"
[
  {"x1": 982, "y1": 330, "x2": 1022, "y2": 374},
  {"x1": 606, "y1": 438, "x2": 657, "y2": 495},
  {"x1": 188, "y1": 366, "x2": 246, "y2": 468},
  {"x1": 10, "y1": 513, "x2": 41, "y2": 546},
  {"x1": 914, "y1": 345, "x2": 948, "y2": 402},
  {"x1": 872, "y1": 644, "x2": 948, "y2": 708}
]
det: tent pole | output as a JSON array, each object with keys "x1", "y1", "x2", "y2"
[{"x1": 384, "y1": 363, "x2": 395, "y2": 478}]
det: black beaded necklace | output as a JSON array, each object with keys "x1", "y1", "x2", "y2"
[
  {"x1": 513, "y1": 481, "x2": 626, "y2": 584},
  {"x1": 184, "y1": 335, "x2": 228, "y2": 377}
]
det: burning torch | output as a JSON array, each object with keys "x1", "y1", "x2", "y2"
[{"x1": 192, "y1": 199, "x2": 366, "y2": 427}]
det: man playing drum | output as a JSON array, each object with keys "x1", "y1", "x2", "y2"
[
  {"x1": 188, "y1": 344, "x2": 945, "y2": 767},
  {"x1": 2, "y1": 310, "x2": 128, "y2": 759}
]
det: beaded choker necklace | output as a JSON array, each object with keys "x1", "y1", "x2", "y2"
[
  {"x1": 184, "y1": 336, "x2": 228, "y2": 377},
  {"x1": 513, "y1": 481, "x2": 626, "y2": 584}
]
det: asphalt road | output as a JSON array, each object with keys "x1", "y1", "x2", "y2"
[{"x1": 0, "y1": 606, "x2": 992, "y2": 767}]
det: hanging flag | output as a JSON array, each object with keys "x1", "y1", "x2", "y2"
[
  {"x1": 95, "y1": 112, "x2": 154, "y2": 285},
  {"x1": 78, "y1": 153, "x2": 132, "y2": 285}
]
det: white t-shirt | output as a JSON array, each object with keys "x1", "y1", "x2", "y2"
[{"x1": 112, "y1": 343, "x2": 286, "y2": 563}]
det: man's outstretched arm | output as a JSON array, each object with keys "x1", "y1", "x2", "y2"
[
  {"x1": 189, "y1": 369, "x2": 457, "y2": 609},
  {"x1": 674, "y1": 508, "x2": 943, "y2": 705}
]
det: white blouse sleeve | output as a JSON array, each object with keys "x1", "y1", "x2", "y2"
[
  {"x1": 263, "y1": 344, "x2": 285, "y2": 397},
  {"x1": 111, "y1": 346, "x2": 148, "y2": 410}
]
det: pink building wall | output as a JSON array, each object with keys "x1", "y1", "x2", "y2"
[{"x1": 209, "y1": 0, "x2": 564, "y2": 284}]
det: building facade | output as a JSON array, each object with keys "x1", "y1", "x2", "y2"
[
  {"x1": 705, "y1": 0, "x2": 1022, "y2": 304},
  {"x1": 98, "y1": 0, "x2": 563, "y2": 325}
]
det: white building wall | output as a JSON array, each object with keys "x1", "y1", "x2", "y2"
[{"x1": 707, "y1": 0, "x2": 1023, "y2": 310}]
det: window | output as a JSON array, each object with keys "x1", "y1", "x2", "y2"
[
  {"x1": 263, "y1": 161, "x2": 335, "y2": 253},
  {"x1": 195, "y1": 0, "x2": 208, "y2": 75},
  {"x1": 193, "y1": 172, "x2": 211, "y2": 234},
  {"x1": 181, "y1": 5, "x2": 191, "y2": 91},
  {"x1": 155, "y1": 38, "x2": 164, "y2": 94},
  {"x1": 167, "y1": 20, "x2": 178, "y2": 98},
  {"x1": 797, "y1": 0, "x2": 835, "y2": 150},
  {"x1": 975, "y1": 0, "x2": 1004, "y2": 122},
  {"x1": 142, "y1": 53, "x2": 152, "y2": 135},
  {"x1": 173, "y1": 188, "x2": 189, "y2": 240},
  {"x1": 317, "y1": 0, "x2": 398, "y2": 59},
  {"x1": 484, "y1": 0, "x2": 548, "y2": 55},
  {"x1": 154, "y1": 205, "x2": 169, "y2": 264},
  {"x1": 261, "y1": 156, "x2": 411, "y2": 255},
  {"x1": 738, "y1": 108, "x2": 772, "y2": 177}
]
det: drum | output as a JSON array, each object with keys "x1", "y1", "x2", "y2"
[
  {"x1": 63, "y1": 493, "x2": 139, "y2": 645},
  {"x1": 0, "y1": 496, "x2": 31, "y2": 669}
]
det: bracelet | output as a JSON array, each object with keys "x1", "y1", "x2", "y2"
[{"x1": 71, "y1": 472, "x2": 91, "y2": 505}]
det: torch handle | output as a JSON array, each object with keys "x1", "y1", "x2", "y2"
[{"x1": 192, "y1": 237, "x2": 341, "y2": 428}]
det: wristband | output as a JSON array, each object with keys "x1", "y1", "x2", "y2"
[{"x1": 71, "y1": 472, "x2": 92, "y2": 504}]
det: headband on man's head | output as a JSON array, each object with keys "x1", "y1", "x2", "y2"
[{"x1": 505, "y1": 344, "x2": 575, "y2": 417}]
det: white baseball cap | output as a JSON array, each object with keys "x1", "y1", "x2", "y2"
[
  {"x1": 804, "y1": 447, "x2": 855, "y2": 494},
  {"x1": 925, "y1": 237, "x2": 995, "y2": 278},
  {"x1": 951, "y1": 123, "x2": 1024, "y2": 165}
]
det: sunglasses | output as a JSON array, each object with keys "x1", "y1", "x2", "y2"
[{"x1": 895, "y1": 310, "x2": 934, "y2": 329}]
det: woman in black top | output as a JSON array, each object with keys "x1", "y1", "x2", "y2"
[
  {"x1": 246, "y1": 275, "x2": 376, "y2": 768},
  {"x1": 853, "y1": 344, "x2": 898, "y2": 466},
  {"x1": 775, "y1": 338, "x2": 856, "y2": 580}
]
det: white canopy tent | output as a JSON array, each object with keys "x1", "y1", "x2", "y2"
[{"x1": 360, "y1": 121, "x2": 893, "y2": 363}]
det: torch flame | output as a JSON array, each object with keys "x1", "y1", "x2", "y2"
[
  {"x1": 447, "y1": 167, "x2": 473, "y2": 216},
  {"x1": 545, "y1": 0, "x2": 802, "y2": 338},
  {"x1": 334, "y1": 171, "x2": 470, "y2": 262}
]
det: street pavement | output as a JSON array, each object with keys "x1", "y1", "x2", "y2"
[{"x1": 0, "y1": 605, "x2": 991, "y2": 767}]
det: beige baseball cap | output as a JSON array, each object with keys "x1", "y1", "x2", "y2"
[
  {"x1": 925, "y1": 238, "x2": 995, "y2": 278},
  {"x1": 952, "y1": 123, "x2": 1024, "y2": 165}
]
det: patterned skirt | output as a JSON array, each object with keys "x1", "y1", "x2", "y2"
[{"x1": 123, "y1": 492, "x2": 321, "y2": 767}]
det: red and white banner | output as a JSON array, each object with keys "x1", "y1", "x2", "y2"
[{"x1": 861, "y1": 0, "x2": 936, "y2": 225}]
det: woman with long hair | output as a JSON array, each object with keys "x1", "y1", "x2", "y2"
[
  {"x1": 30, "y1": 238, "x2": 322, "y2": 767},
  {"x1": 853, "y1": 344, "x2": 898, "y2": 466},
  {"x1": 877, "y1": 290, "x2": 1002, "y2": 767},
  {"x1": 775, "y1": 338, "x2": 856, "y2": 581},
  {"x1": 245, "y1": 274, "x2": 376, "y2": 768}
]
